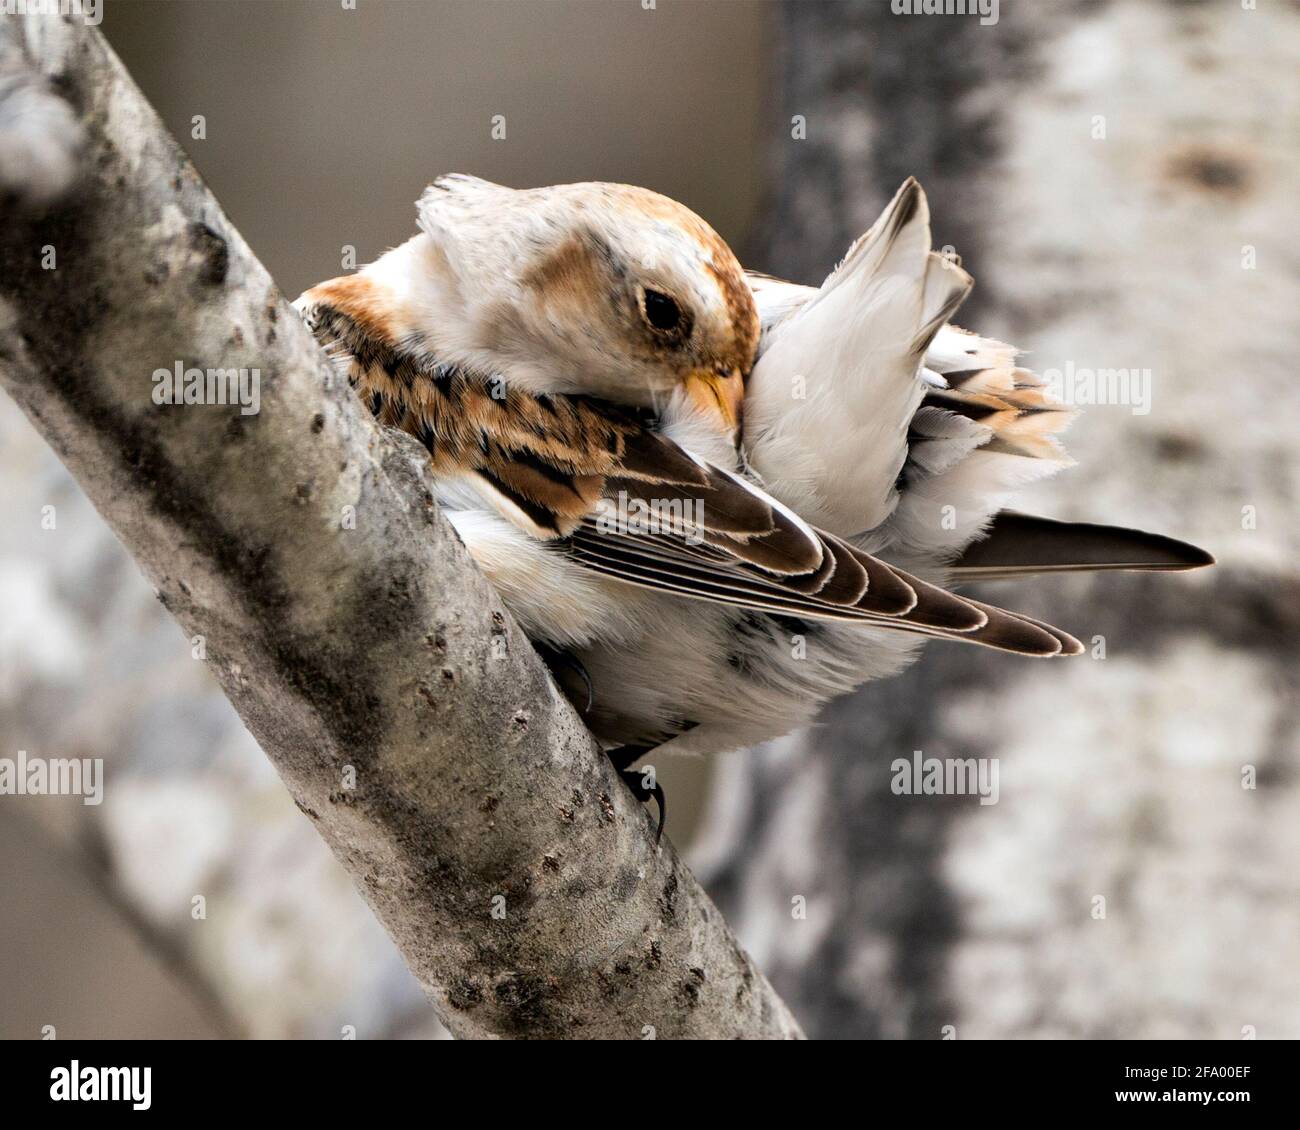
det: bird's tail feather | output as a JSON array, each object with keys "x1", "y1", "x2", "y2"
[{"x1": 949, "y1": 511, "x2": 1214, "y2": 580}]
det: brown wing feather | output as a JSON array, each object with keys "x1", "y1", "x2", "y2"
[{"x1": 299, "y1": 279, "x2": 1081, "y2": 658}]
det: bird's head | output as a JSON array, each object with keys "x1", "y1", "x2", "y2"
[{"x1": 413, "y1": 176, "x2": 758, "y2": 431}]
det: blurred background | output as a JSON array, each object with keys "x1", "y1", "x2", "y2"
[{"x1": 1, "y1": 0, "x2": 1296, "y2": 1039}]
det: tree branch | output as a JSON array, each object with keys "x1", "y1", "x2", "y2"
[{"x1": 0, "y1": 12, "x2": 801, "y2": 1040}]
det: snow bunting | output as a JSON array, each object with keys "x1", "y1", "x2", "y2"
[{"x1": 296, "y1": 176, "x2": 1211, "y2": 836}]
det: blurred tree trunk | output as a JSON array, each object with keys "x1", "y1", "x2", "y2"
[{"x1": 696, "y1": 0, "x2": 1300, "y2": 1039}]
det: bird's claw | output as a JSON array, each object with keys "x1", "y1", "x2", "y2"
[
  {"x1": 535, "y1": 642, "x2": 594, "y2": 713},
  {"x1": 605, "y1": 744, "x2": 665, "y2": 846},
  {"x1": 618, "y1": 768, "x2": 666, "y2": 847}
]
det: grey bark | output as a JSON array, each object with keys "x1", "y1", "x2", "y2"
[
  {"x1": 0, "y1": 12, "x2": 801, "y2": 1040},
  {"x1": 697, "y1": 0, "x2": 1300, "y2": 1040}
]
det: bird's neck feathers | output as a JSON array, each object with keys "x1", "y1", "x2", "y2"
[
  {"x1": 351, "y1": 233, "x2": 568, "y2": 398},
  {"x1": 296, "y1": 236, "x2": 446, "y2": 356},
  {"x1": 362, "y1": 234, "x2": 469, "y2": 354}
]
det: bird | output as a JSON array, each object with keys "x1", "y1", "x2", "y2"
[{"x1": 296, "y1": 175, "x2": 1212, "y2": 839}]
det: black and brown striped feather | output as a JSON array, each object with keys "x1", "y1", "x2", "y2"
[{"x1": 299, "y1": 280, "x2": 1080, "y2": 657}]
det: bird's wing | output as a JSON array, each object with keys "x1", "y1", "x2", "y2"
[
  {"x1": 552, "y1": 424, "x2": 1077, "y2": 656},
  {"x1": 297, "y1": 275, "x2": 1079, "y2": 656},
  {"x1": 742, "y1": 178, "x2": 973, "y2": 537},
  {"x1": 748, "y1": 260, "x2": 1213, "y2": 578},
  {"x1": 743, "y1": 181, "x2": 1078, "y2": 565}
]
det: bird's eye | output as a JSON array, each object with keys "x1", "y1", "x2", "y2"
[{"x1": 641, "y1": 288, "x2": 682, "y2": 333}]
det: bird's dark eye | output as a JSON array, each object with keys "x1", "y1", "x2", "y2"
[{"x1": 642, "y1": 289, "x2": 682, "y2": 333}]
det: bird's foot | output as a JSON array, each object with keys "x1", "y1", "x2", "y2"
[
  {"x1": 534, "y1": 641, "x2": 594, "y2": 713},
  {"x1": 606, "y1": 745, "x2": 665, "y2": 847}
]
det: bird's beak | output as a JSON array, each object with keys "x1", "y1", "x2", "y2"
[{"x1": 685, "y1": 366, "x2": 744, "y2": 433}]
